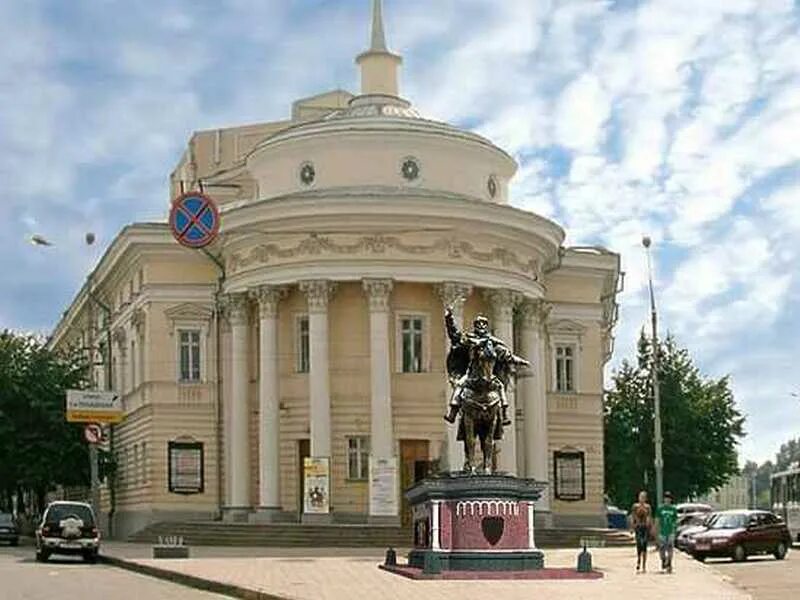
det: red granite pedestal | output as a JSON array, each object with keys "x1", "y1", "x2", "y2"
[{"x1": 404, "y1": 473, "x2": 547, "y2": 573}]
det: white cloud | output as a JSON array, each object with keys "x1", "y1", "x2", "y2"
[{"x1": 554, "y1": 74, "x2": 611, "y2": 152}]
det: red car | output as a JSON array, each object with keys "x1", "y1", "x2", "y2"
[{"x1": 689, "y1": 509, "x2": 791, "y2": 562}]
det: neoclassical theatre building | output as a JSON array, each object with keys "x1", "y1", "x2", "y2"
[{"x1": 51, "y1": 1, "x2": 621, "y2": 537}]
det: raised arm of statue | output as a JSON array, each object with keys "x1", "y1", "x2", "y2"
[{"x1": 444, "y1": 306, "x2": 462, "y2": 346}]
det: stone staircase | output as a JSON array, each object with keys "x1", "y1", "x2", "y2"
[{"x1": 129, "y1": 521, "x2": 633, "y2": 549}]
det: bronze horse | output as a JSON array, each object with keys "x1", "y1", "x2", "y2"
[{"x1": 444, "y1": 308, "x2": 530, "y2": 474}]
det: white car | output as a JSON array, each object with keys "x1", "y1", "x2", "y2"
[
  {"x1": 35, "y1": 501, "x2": 100, "y2": 563},
  {"x1": 676, "y1": 512, "x2": 718, "y2": 551}
]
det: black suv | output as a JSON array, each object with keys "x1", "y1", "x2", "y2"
[
  {"x1": 35, "y1": 501, "x2": 100, "y2": 563},
  {"x1": 0, "y1": 513, "x2": 19, "y2": 546}
]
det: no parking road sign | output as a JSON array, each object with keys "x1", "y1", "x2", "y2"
[
  {"x1": 84, "y1": 424, "x2": 103, "y2": 444},
  {"x1": 169, "y1": 191, "x2": 220, "y2": 249}
]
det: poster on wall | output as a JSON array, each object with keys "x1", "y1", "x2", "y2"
[
  {"x1": 303, "y1": 457, "x2": 330, "y2": 514},
  {"x1": 369, "y1": 456, "x2": 399, "y2": 517},
  {"x1": 168, "y1": 440, "x2": 204, "y2": 494},
  {"x1": 553, "y1": 449, "x2": 585, "y2": 501}
]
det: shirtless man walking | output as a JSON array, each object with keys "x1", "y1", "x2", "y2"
[{"x1": 630, "y1": 490, "x2": 653, "y2": 573}]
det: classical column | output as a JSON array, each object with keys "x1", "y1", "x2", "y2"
[
  {"x1": 226, "y1": 292, "x2": 251, "y2": 519},
  {"x1": 363, "y1": 279, "x2": 397, "y2": 520},
  {"x1": 362, "y1": 279, "x2": 394, "y2": 460},
  {"x1": 253, "y1": 286, "x2": 285, "y2": 520},
  {"x1": 519, "y1": 299, "x2": 551, "y2": 515},
  {"x1": 436, "y1": 282, "x2": 472, "y2": 472},
  {"x1": 299, "y1": 281, "x2": 336, "y2": 462},
  {"x1": 484, "y1": 289, "x2": 520, "y2": 475}
]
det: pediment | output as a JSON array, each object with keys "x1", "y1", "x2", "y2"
[
  {"x1": 546, "y1": 319, "x2": 587, "y2": 336},
  {"x1": 164, "y1": 303, "x2": 213, "y2": 324}
]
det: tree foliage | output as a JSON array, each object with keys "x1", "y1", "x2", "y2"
[
  {"x1": 0, "y1": 330, "x2": 90, "y2": 513},
  {"x1": 604, "y1": 332, "x2": 745, "y2": 507}
]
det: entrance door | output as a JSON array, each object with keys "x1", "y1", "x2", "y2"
[
  {"x1": 297, "y1": 439, "x2": 310, "y2": 520},
  {"x1": 400, "y1": 440, "x2": 430, "y2": 526}
]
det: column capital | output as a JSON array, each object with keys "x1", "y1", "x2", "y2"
[
  {"x1": 250, "y1": 285, "x2": 288, "y2": 319},
  {"x1": 483, "y1": 288, "x2": 522, "y2": 322},
  {"x1": 517, "y1": 298, "x2": 551, "y2": 329},
  {"x1": 299, "y1": 280, "x2": 336, "y2": 313},
  {"x1": 436, "y1": 282, "x2": 472, "y2": 310},
  {"x1": 362, "y1": 278, "x2": 393, "y2": 312},
  {"x1": 223, "y1": 292, "x2": 250, "y2": 326}
]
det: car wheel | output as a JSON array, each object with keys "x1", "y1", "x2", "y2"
[
  {"x1": 774, "y1": 542, "x2": 787, "y2": 560},
  {"x1": 693, "y1": 553, "x2": 706, "y2": 563},
  {"x1": 732, "y1": 544, "x2": 747, "y2": 562},
  {"x1": 35, "y1": 550, "x2": 49, "y2": 563},
  {"x1": 83, "y1": 551, "x2": 97, "y2": 564},
  {"x1": 10, "y1": 539, "x2": 18, "y2": 547}
]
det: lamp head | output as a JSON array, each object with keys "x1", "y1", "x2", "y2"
[{"x1": 642, "y1": 236, "x2": 652, "y2": 249}]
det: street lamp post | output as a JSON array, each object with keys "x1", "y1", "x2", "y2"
[
  {"x1": 32, "y1": 232, "x2": 114, "y2": 533},
  {"x1": 643, "y1": 236, "x2": 664, "y2": 505}
]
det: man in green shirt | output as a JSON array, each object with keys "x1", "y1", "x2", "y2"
[{"x1": 656, "y1": 491, "x2": 679, "y2": 573}]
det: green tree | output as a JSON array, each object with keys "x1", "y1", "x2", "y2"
[
  {"x1": 0, "y1": 330, "x2": 90, "y2": 514},
  {"x1": 604, "y1": 332, "x2": 745, "y2": 507},
  {"x1": 775, "y1": 438, "x2": 800, "y2": 471}
]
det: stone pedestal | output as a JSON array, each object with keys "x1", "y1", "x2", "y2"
[{"x1": 406, "y1": 473, "x2": 546, "y2": 572}]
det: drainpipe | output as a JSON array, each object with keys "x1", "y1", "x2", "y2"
[{"x1": 202, "y1": 248, "x2": 226, "y2": 519}]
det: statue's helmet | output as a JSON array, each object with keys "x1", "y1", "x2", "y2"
[{"x1": 473, "y1": 315, "x2": 490, "y2": 335}]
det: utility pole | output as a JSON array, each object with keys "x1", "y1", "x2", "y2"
[{"x1": 643, "y1": 236, "x2": 664, "y2": 505}]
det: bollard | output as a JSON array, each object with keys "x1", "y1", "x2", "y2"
[
  {"x1": 384, "y1": 548, "x2": 397, "y2": 566},
  {"x1": 577, "y1": 543, "x2": 593, "y2": 573}
]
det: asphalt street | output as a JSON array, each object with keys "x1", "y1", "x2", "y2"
[
  {"x1": 0, "y1": 544, "x2": 231, "y2": 600},
  {"x1": 704, "y1": 545, "x2": 800, "y2": 600}
]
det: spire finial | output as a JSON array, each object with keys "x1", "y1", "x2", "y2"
[{"x1": 370, "y1": 0, "x2": 388, "y2": 51}]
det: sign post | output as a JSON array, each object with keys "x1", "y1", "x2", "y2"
[
  {"x1": 66, "y1": 390, "x2": 123, "y2": 424},
  {"x1": 66, "y1": 391, "x2": 122, "y2": 522}
]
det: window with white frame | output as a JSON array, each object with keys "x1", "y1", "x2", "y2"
[
  {"x1": 347, "y1": 436, "x2": 370, "y2": 480},
  {"x1": 296, "y1": 315, "x2": 310, "y2": 373},
  {"x1": 400, "y1": 316, "x2": 425, "y2": 373},
  {"x1": 555, "y1": 345, "x2": 575, "y2": 392},
  {"x1": 179, "y1": 329, "x2": 202, "y2": 382}
]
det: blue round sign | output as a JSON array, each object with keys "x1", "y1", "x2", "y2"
[{"x1": 169, "y1": 192, "x2": 220, "y2": 249}]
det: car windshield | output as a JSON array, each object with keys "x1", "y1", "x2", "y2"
[
  {"x1": 0, "y1": 513, "x2": 13, "y2": 524},
  {"x1": 709, "y1": 513, "x2": 747, "y2": 529},
  {"x1": 45, "y1": 504, "x2": 94, "y2": 526}
]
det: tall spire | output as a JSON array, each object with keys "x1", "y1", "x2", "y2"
[
  {"x1": 356, "y1": 0, "x2": 402, "y2": 97},
  {"x1": 370, "y1": 0, "x2": 388, "y2": 51}
]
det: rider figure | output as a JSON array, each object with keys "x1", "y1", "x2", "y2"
[{"x1": 443, "y1": 308, "x2": 525, "y2": 427}]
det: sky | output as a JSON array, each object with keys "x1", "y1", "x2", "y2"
[{"x1": 1, "y1": 0, "x2": 798, "y2": 465}]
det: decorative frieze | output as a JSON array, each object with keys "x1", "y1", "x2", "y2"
[
  {"x1": 228, "y1": 234, "x2": 539, "y2": 278},
  {"x1": 362, "y1": 278, "x2": 393, "y2": 312}
]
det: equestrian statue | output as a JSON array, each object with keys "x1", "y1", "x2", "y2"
[{"x1": 443, "y1": 307, "x2": 530, "y2": 474}]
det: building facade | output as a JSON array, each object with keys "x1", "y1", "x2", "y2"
[{"x1": 50, "y1": 1, "x2": 621, "y2": 538}]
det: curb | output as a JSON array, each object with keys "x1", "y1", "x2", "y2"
[{"x1": 99, "y1": 554, "x2": 293, "y2": 600}]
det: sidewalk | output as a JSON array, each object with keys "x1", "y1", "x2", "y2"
[{"x1": 101, "y1": 543, "x2": 750, "y2": 600}]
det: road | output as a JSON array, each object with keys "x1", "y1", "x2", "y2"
[
  {"x1": 0, "y1": 544, "x2": 231, "y2": 600},
  {"x1": 705, "y1": 546, "x2": 800, "y2": 600}
]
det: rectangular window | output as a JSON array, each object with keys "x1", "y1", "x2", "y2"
[
  {"x1": 401, "y1": 317, "x2": 424, "y2": 373},
  {"x1": 130, "y1": 340, "x2": 136, "y2": 390},
  {"x1": 179, "y1": 330, "x2": 201, "y2": 382},
  {"x1": 555, "y1": 345, "x2": 575, "y2": 392},
  {"x1": 347, "y1": 437, "x2": 370, "y2": 480},
  {"x1": 141, "y1": 441, "x2": 147, "y2": 485},
  {"x1": 297, "y1": 315, "x2": 310, "y2": 373}
]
